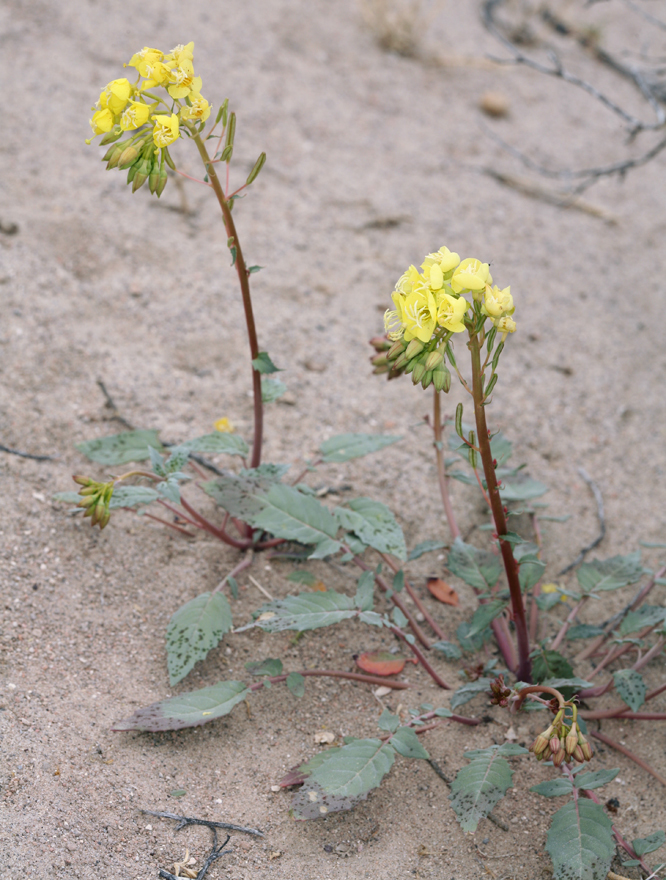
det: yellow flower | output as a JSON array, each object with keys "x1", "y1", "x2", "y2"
[
  {"x1": 422, "y1": 262, "x2": 444, "y2": 292},
  {"x1": 180, "y1": 92, "x2": 211, "y2": 122},
  {"x1": 482, "y1": 285, "x2": 514, "y2": 319},
  {"x1": 395, "y1": 265, "x2": 421, "y2": 296},
  {"x1": 540, "y1": 583, "x2": 566, "y2": 602},
  {"x1": 152, "y1": 113, "x2": 180, "y2": 147},
  {"x1": 166, "y1": 42, "x2": 195, "y2": 66},
  {"x1": 99, "y1": 78, "x2": 132, "y2": 115},
  {"x1": 213, "y1": 417, "x2": 235, "y2": 433},
  {"x1": 436, "y1": 292, "x2": 468, "y2": 333},
  {"x1": 127, "y1": 47, "x2": 164, "y2": 76},
  {"x1": 167, "y1": 59, "x2": 202, "y2": 99},
  {"x1": 120, "y1": 100, "x2": 151, "y2": 131},
  {"x1": 89, "y1": 108, "x2": 115, "y2": 135},
  {"x1": 422, "y1": 246, "x2": 460, "y2": 275},
  {"x1": 141, "y1": 61, "x2": 172, "y2": 90},
  {"x1": 451, "y1": 258, "x2": 492, "y2": 294},
  {"x1": 495, "y1": 316, "x2": 516, "y2": 335},
  {"x1": 402, "y1": 283, "x2": 438, "y2": 343}
]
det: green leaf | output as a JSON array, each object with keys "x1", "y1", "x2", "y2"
[
  {"x1": 319, "y1": 433, "x2": 401, "y2": 463},
  {"x1": 250, "y1": 589, "x2": 363, "y2": 633},
  {"x1": 390, "y1": 727, "x2": 429, "y2": 759},
  {"x1": 201, "y1": 466, "x2": 284, "y2": 521},
  {"x1": 335, "y1": 498, "x2": 406, "y2": 560},
  {"x1": 252, "y1": 483, "x2": 341, "y2": 558},
  {"x1": 457, "y1": 621, "x2": 491, "y2": 653},
  {"x1": 537, "y1": 592, "x2": 567, "y2": 611},
  {"x1": 546, "y1": 798, "x2": 614, "y2": 880},
  {"x1": 632, "y1": 830, "x2": 666, "y2": 857},
  {"x1": 292, "y1": 738, "x2": 396, "y2": 819},
  {"x1": 567, "y1": 624, "x2": 606, "y2": 640},
  {"x1": 498, "y1": 474, "x2": 548, "y2": 502},
  {"x1": 620, "y1": 605, "x2": 666, "y2": 636},
  {"x1": 378, "y1": 709, "x2": 400, "y2": 733},
  {"x1": 613, "y1": 669, "x2": 646, "y2": 712},
  {"x1": 166, "y1": 592, "x2": 233, "y2": 686},
  {"x1": 261, "y1": 377, "x2": 288, "y2": 402},
  {"x1": 227, "y1": 576, "x2": 239, "y2": 599},
  {"x1": 532, "y1": 649, "x2": 574, "y2": 684},
  {"x1": 111, "y1": 680, "x2": 249, "y2": 731},
  {"x1": 519, "y1": 557, "x2": 546, "y2": 592},
  {"x1": 490, "y1": 432, "x2": 513, "y2": 466},
  {"x1": 245, "y1": 658, "x2": 283, "y2": 676},
  {"x1": 467, "y1": 600, "x2": 507, "y2": 639},
  {"x1": 76, "y1": 429, "x2": 164, "y2": 465},
  {"x1": 286, "y1": 672, "x2": 306, "y2": 698},
  {"x1": 247, "y1": 264, "x2": 263, "y2": 274},
  {"x1": 392, "y1": 570, "x2": 404, "y2": 593},
  {"x1": 530, "y1": 779, "x2": 574, "y2": 798},
  {"x1": 252, "y1": 351, "x2": 282, "y2": 374},
  {"x1": 447, "y1": 538, "x2": 503, "y2": 591},
  {"x1": 181, "y1": 433, "x2": 249, "y2": 457},
  {"x1": 574, "y1": 769, "x2": 619, "y2": 791},
  {"x1": 355, "y1": 570, "x2": 375, "y2": 611},
  {"x1": 577, "y1": 552, "x2": 643, "y2": 594},
  {"x1": 408, "y1": 540, "x2": 447, "y2": 561},
  {"x1": 287, "y1": 570, "x2": 318, "y2": 586},
  {"x1": 164, "y1": 446, "x2": 190, "y2": 473},
  {"x1": 449, "y1": 746, "x2": 517, "y2": 833},
  {"x1": 147, "y1": 446, "x2": 165, "y2": 476},
  {"x1": 450, "y1": 678, "x2": 493, "y2": 710},
  {"x1": 431, "y1": 640, "x2": 462, "y2": 660},
  {"x1": 541, "y1": 676, "x2": 594, "y2": 691}
]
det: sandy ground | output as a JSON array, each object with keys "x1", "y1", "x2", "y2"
[{"x1": 2, "y1": 0, "x2": 666, "y2": 878}]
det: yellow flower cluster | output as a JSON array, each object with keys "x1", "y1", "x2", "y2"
[
  {"x1": 385, "y1": 246, "x2": 516, "y2": 343},
  {"x1": 88, "y1": 42, "x2": 211, "y2": 149}
]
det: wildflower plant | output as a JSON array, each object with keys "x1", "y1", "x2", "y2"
[{"x1": 53, "y1": 43, "x2": 666, "y2": 880}]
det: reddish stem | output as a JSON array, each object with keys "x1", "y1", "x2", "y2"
[
  {"x1": 591, "y1": 729, "x2": 666, "y2": 787},
  {"x1": 588, "y1": 625, "x2": 659, "y2": 678},
  {"x1": 550, "y1": 599, "x2": 586, "y2": 652},
  {"x1": 379, "y1": 552, "x2": 446, "y2": 640},
  {"x1": 581, "y1": 709, "x2": 666, "y2": 720},
  {"x1": 493, "y1": 613, "x2": 518, "y2": 673},
  {"x1": 248, "y1": 669, "x2": 410, "y2": 692},
  {"x1": 579, "y1": 785, "x2": 651, "y2": 874},
  {"x1": 179, "y1": 496, "x2": 251, "y2": 549},
  {"x1": 142, "y1": 511, "x2": 195, "y2": 537},
  {"x1": 390, "y1": 625, "x2": 451, "y2": 689},
  {"x1": 469, "y1": 331, "x2": 531, "y2": 682}
]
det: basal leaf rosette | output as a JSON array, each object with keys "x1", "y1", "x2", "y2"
[
  {"x1": 372, "y1": 245, "x2": 516, "y2": 391},
  {"x1": 86, "y1": 42, "x2": 212, "y2": 197}
]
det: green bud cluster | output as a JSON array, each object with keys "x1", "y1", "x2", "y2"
[
  {"x1": 72, "y1": 475, "x2": 114, "y2": 530},
  {"x1": 100, "y1": 131, "x2": 170, "y2": 197},
  {"x1": 369, "y1": 335, "x2": 452, "y2": 391},
  {"x1": 529, "y1": 708, "x2": 593, "y2": 766}
]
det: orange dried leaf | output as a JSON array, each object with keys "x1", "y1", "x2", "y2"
[
  {"x1": 310, "y1": 581, "x2": 327, "y2": 592},
  {"x1": 356, "y1": 651, "x2": 406, "y2": 676},
  {"x1": 427, "y1": 577, "x2": 459, "y2": 606}
]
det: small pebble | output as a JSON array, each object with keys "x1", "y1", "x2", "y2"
[{"x1": 479, "y1": 91, "x2": 510, "y2": 118}]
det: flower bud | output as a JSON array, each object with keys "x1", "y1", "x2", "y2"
[
  {"x1": 370, "y1": 336, "x2": 391, "y2": 352},
  {"x1": 99, "y1": 125, "x2": 123, "y2": 145},
  {"x1": 552, "y1": 748, "x2": 566, "y2": 767},
  {"x1": 424, "y1": 350, "x2": 443, "y2": 371},
  {"x1": 78, "y1": 485, "x2": 98, "y2": 496},
  {"x1": 432, "y1": 366, "x2": 451, "y2": 393},
  {"x1": 73, "y1": 475, "x2": 94, "y2": 486},
  {"x1": 149, "y1": 156, "x2": 161, "y2": 194},
  {"x1": 421, "y1": 369, "x2": 433, "y2": 390},
  {"x1": 118, "y1": 144, "x2": 141, "y2": 169},
  {"x1": 411, "y1": 363, "x2": 426, "y2": 384},
  {"x1": 550, "y1": 736, "x2": 560, "y2": 755},
  {"x1": 387, "y1": 339, "x2": 406, "y2": 360},
  {"x1": 565, "y1": 731, "x2": 578, "y2": 755},
  {"x1": 531, "y1": 733, "x2": 549, "y2": 756},
  {"x1": 373, "y1": 364, "x2": 390, "y2": 375},
  {"x1": 156, "y1": 165, "x2": 168, "y2": 197},
  {"x1": 99, "y1": 510, "x2": 111, "y2": 530},
  {"x1": 371, "y1": 353, "x2": 389, "y2": 368},
  {"x1": 404, "y1": 358, "x2": 416, "y2": 375},
  {"x1": 573, "y1": 745, "x2": 585, "y2": 763},
  {"x1": 77, "y1": 495, "x2": 97, "y2": 509},
  {"x1": 405, "y1": 339, "x2": 425, "y2": 360},
  {"x1": 392, "y1": 352, "x2": 409, "y2": 371}
]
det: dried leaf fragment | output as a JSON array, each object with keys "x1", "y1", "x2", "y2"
[{"x1": 427, "y1": 577, "x2": 459, "y2": 606}]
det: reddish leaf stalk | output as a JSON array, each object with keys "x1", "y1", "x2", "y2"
[
  {"x1": 590, "y1": 729, "x2": 666, "y2": 787},
  {"x1": 389, "y1": 625, "x2": 451, "y2": 689},
  {"x1": 248, "y1": 669, "x2": 410, "y2": 692},
  {"x1": 468, "y1": 331, "x2": 531, "y2": 682},
  {"x1": 378, "y1": 552, "x2": 446, "y2": 640}
]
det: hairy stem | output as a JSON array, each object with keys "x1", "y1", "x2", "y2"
[
  {"x1": 468, "y1": 331, "x2": 531, "y2": 681},
  {"x1": 433, "y1": 389, "x2": 460, "y2": 540},
  {"x1": 191, "y1": 130, "x2": 263, "y2": 468}
]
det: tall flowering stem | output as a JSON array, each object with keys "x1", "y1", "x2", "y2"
[
  {"x1": 469, "y1": 330, "x2": 532, "y2": 682},
  {"x1": 190, "y1": 130, "x2": 263, "y2": 468}
]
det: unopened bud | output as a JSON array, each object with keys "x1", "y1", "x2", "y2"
[
  {"x1": 99, "y1": 125, "x2": 123, "y2": 145},
  {"x1": 552, "y1": 748, "x2": 566, "y2": 767},
  {"x1": 99, "y1": 510, "x2": 111, "y2": 530},
  {"x1": 432, "y1": 365, "x2": 451, "y2": 393},
  {"x1": 91, "y1": 500, "x2": 106, "y2": 526},
  {"x1": 424, "y1": 350, "x2": 443, "y2": 371},
  {"x1": 531, "y1": 734, "x2": 549, "y2": 756},
  {"x1": 387, "y1": 339, "x2": 406, "y2": 360},
  {"x1": 404, "y1": 358, "x2": 416, "y2": 375},
  {"x1": 78, "y1": 485, "x2": 98, "y2": 496},
  {"x1": 550, "y1": 736, "x2": 560, "y2": 755},
  {"x1": 411, "y1": 363, "x2": 426, "y2": 384},
  {"x1": 392, "y1": 352, "x2": 409, "y2": 371},
  {"x1": 156, "y1": 166, "x2": 168, "y2": 197},
  {"x1": 404, "y1": 339, "x2": 425, "y2": 360},
  {"x1": 77, "y1": 495, "x2": 97, "y2": 509},
  {"x1": 373, "y1": 364, "x2": 390, "y2": 375},
  {"x1": 573, "y1": 745, "x2": 585, "y2": 763},
  {"x1": 565, "y1": 731, "x2": 578, "y2": 755},
  {"x1": 371, "y1": 353, "x2": 389, "y2": 368},
  {"x1": 148, "y1": 156, "x2": 161, "y2": 194},
  {"x1": 73, "y1": 475, "x2": 93, "y2": 487},
  {"x1": 118, "y1": 144, "x2": 141, "y2": 169},
  {"x1": 370, "y1": 336, "x2": 391, "y2": 352},
  {"x1": 421, "y1": 369, "x2": 433, "y2": 390}
]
